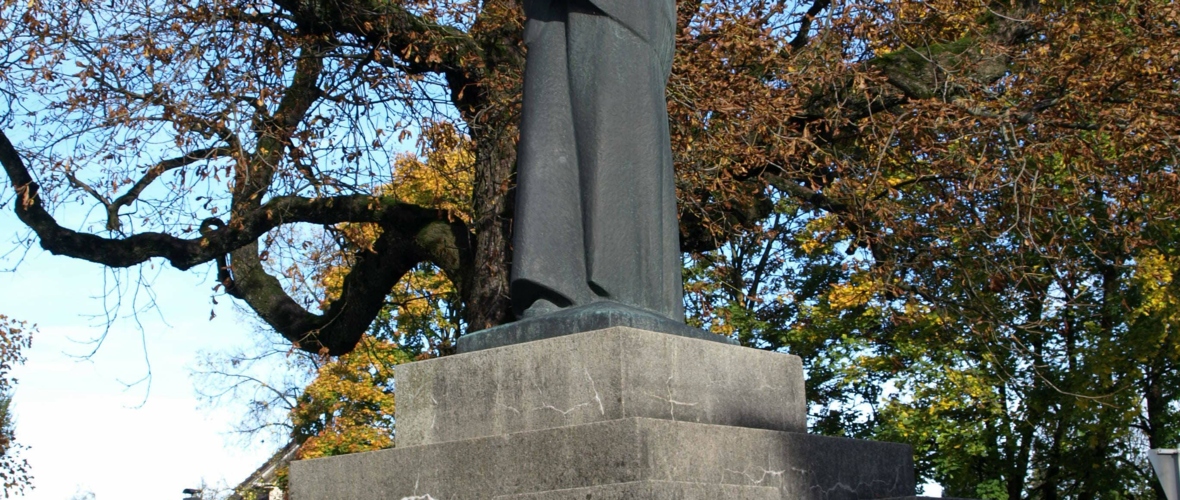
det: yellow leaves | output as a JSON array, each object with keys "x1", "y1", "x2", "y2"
[
  {"x1": 340, "y1": 224, "x2": 382, "y2": 254},
  {"x1": 707, "y1": 312, "x2": 738, "y2": 337},
  {"x1": 293, "y1": 338, "x2": 408, "y2": 460},
  {"x1": 798, "y1": 214, "x2": 848, "y2": 255},
  {"x1": 826, "y1": 276, "x2": 876, "y2": 310},
  {"x1": 1128, "y1": 249, "x2": 1180, "y2": 357},
  {"x1": 1130, "y1": 249, "x2": 1180, "y2": 325},
  {"x1": 1133, "y1": 248, "x2": 1174, "y2": 294},
  {"x1": 388, "y1": 122, "x2": 474, "y2": 224}
]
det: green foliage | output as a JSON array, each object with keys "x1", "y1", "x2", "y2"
[
  {"x1": 684, "y1": 1, "x2": 1180, "y2": 497},
  {"x1": 691, "y1": 174, "x2": 1180, "y2": 499},
  {"x1": 684, "y1": 198, "x2": 888, "y2": 438}
]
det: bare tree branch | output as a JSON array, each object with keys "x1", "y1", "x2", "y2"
[
  {"x1": 788, "y1": 0, "x2": 831, "y2": 51},
  {"x1": 105, "y1": 146, "x2": 235, "y2": 231}
]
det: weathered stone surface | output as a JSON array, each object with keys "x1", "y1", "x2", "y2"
[
  {"x1": 290, "y1": 418, "x2": 915, "y2": 500},
  {"x1": 882, "y1": 497, "x2": 974, "y2": 500},
  {"x1": 493, "y1": 480, "x2": 782, "y2": 499},
  {"x1": 458, "y1": 302, "x2": 735, "y2": 353},
  {"x1": 397, "y1": 327, "x2": 805, "y2": 447}
]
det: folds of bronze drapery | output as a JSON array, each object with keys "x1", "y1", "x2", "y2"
[{"x1": 510, "y1": 0, "x2": 683, "y2": 322}]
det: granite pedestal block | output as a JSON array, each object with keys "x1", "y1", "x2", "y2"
[
  {"x1": 291, "y1": 327, "x2": 918, "y2": 500},
  {"x1": 290, "y1": 418, "x2": 914, "y2": 500},
  {"x1": 397, "y1": 327, "x2": 806, "y2": 447},
  {"x1": 494, "y1": 481, "x2": 783, "y2": 499}
]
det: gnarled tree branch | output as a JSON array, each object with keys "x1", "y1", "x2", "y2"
[
  {"x1": 221, "y1": 217, "x2": 468, "y2": 355},
  {"x1": 1, "y1": 129, "x2": 459, "y2": 267},
  {"x1": 3, "y1": 126, "x2": 473, "y2": 355}
]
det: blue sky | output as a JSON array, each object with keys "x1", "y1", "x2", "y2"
[{"x1": 1, "y1": 209, "x2": 278, "y2": 499}]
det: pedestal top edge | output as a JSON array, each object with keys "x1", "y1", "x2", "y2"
[{"x1": 419, "y1": 325, "x2": 795, "y2": 367}]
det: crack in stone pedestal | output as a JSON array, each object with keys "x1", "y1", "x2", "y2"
[
  {"x1": 533, "y1": 402, "x2": 591, "y2": 416},
  {"x1": 584, "y1": 368, "x2": 605, "y2": 415},
  {"x1": 393, "y1": 328, "x2": 807, "y2": 447},
  {"x1": 725, "y1": 466, "x2": 789, "y2": 485}
]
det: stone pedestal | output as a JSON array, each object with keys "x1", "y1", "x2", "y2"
[{"x1": 290, "y1": 327, "x2": 918, "y2": 500}]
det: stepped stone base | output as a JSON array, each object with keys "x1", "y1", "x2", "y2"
[
  {"x1": 290, "y1": 418, "x2": 914, "y2": 500},
  {"x1": 291, "y1": 327, "x2": 918, "y2": 500}
]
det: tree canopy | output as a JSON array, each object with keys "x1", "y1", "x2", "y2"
[{"x1": 2, "y1": 0, "x2": 1179, "y2": 498}]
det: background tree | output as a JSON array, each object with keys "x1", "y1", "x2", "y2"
[
  {"x1": 0, "y1": 0, "x2": 517, "y2": 356},
  {"x1": 678, "y1": 1, "x2": 1180, "y2": 498},
  {"x1": 0, "y1": 316, "x2": 33, "y2": 498},
  {"x1": 196, "y1": 131, "x2": 469, "y2": 486}
]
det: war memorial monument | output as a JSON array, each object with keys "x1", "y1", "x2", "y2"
[{"x1": 292, "y1": 0, "x2": 927, "y2": 497}]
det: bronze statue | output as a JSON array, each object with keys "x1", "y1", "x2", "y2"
[
  {"x1": 459, "y1": 0, "x2": 732, "y2": 351},
  {"x1": 511, "y1": 0, "x2": 682, "y2": 321}
]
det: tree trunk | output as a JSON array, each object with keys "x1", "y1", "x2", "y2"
[{"x1": 464, "y1": 118, "x2": 517, "y2": 332}]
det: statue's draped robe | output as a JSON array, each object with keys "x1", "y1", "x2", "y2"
[{"x1": 511, "y1": 0, "x2": 683, "y2": 320}]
